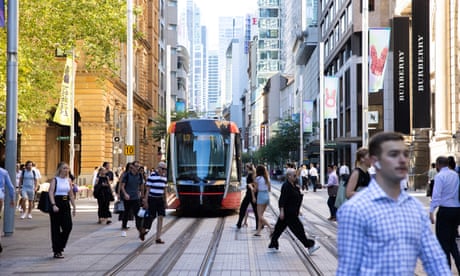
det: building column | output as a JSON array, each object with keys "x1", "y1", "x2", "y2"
[{"x1": 434, "y1": 0, "x2": 450, "y2": 137}]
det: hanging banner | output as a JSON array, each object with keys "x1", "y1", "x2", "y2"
[
  {"x1": 53, "y1": 56, "x2": 75, "y2": 126},
  {"x1": 324, "y1": 77, "x2": 338, "y2": 119},
  {"x1": 369, "y1": 28, "x2": 391, "y2": 92},
  {"x1": 393, "y1": 17, "x2": 410, "y2": 134},
  {"x1": 303, "y1": 100, "x2": 313, "y2": 133},
  {"x1": 0, "y1": 0, "x2": 4, "y2": 27},
  {"x1": 412, "y1": 0, "x2": 430, "y2": 129}
]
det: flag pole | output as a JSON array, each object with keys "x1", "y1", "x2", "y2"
[{"x1": 362, "y1": 0, "x2": 369, "y2": 146}]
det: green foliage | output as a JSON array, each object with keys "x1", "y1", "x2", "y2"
[
  {"x1": 251, "y1": 118, "x2": 300, "y2": 165},
  {"x1": 150, "y1": 111, "x2": 194, "y2": 142},
  {"x1": 0, "y1": 0, "x2": 126, "y2": 128}
]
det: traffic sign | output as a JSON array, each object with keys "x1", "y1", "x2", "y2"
[{"x1": 124, "y1": 145, "x2": 135, "y2": 156}]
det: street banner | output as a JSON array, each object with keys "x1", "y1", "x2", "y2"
[
  {"x1": 393, "y1": 17, "x2": 410, "y2": 134},
  {"x1": 0, "y1": 0, "x2": 4, "y2": 27},
  {"x1": 303, "y1": 100, "x2": 313, "y2": 133},
  {"x1": 369, "y1": 28, "x2": 391, "y2": 92},
  {"x1": 53, "y1": 56, "x2": 75, "y2": 126},
  {"x1": 412, "y1": 0, "x2": 430, "y2": 129},
  {"x1": 324, "y1": 77, "x2": 338, "y2": 119}
]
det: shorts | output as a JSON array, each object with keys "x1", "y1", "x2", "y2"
[
  {"x1": 256, "y1": 190, "x2": 269, "y2": 205},
  {"x1": 21, "y1": 189, "x2": 34, "y2": 200},
  {"x1": 147, "y1": 196, "x2": 166, "y2": 218}
]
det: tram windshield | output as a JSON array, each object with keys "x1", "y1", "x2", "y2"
[{"x1": 175, "y1": 132, "x2": 230, "y2": 181}]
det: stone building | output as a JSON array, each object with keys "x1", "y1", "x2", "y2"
[{"x1": 19, "y1": 1, "x2": 160, "y2": 184}]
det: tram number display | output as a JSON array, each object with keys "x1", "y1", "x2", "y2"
[{"x1": 124, "y1": 145, "x2": 135, "y2": 156}]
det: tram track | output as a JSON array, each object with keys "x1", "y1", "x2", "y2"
[
  {"x1": 104, "y1": 215, "x2": 227, "y2": 276},
  {"x1": 269, "y1": 185, "x2": 339, "y2": 275},
  {"x1": 104, "y1": 216, "x2": 181, "y2": 275}
]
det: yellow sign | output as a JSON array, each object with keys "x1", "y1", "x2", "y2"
[{"x1": 124, "y1": 145, "x2": 135, "y2": 156}]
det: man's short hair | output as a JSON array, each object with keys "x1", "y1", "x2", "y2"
[
  {"x1": 157, "y1": 161, "x2": 167, "y2": 169},
  {"x1": 436, "y1": 156, "x2": 449, "y2": 167},
  {"x1": 369, "y1": 132, "x2": 405, "y2": 157}
]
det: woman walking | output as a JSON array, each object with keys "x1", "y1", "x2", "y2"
[
  {"x1": 254, "y1": 165, "x2": 272, "y2": 236},
  {"x1": 345, "y1": 147, "x2": 371, "y2": 199},
  {"x1": 94, "y1": 167, "x2": 113, "y2": 224},
  {"x1": 48, "y1": 162, "x2": 76, "y2": 258},
  {"x1": 236, "y1": 163, "x2": 258, "y2": 230}
]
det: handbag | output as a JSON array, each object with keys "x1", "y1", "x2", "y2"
[
  {"x1": 37, "y1": 191, "x2": 52, "y2": 213},
  {"x1": 113, "y1": 200, "x2": 125, "y2": 214}
]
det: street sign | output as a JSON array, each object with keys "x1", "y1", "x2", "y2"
[{"x1": 124, "y1": 145, "x2": 135, "y2": 156}]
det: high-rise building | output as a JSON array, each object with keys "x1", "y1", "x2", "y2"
[{"x1": 207, "y1": 51, "x2": 220, "y2": 117}]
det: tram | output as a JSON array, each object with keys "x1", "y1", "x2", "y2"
[{"x1": 165, "y1": 118, "x2": 242, "y2": 211}]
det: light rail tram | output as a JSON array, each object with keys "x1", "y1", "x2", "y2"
[{"x1": 166, "y1": 118, "x2": 242, "y2": 212}]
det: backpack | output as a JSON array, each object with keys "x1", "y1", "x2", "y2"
[{"x1": 21, "y1": 169, "x2": 36, "y2": 180}]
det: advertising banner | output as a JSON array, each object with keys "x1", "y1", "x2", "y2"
[
  {"x1": 369, "y1": 28, "x2": 391, "y2": 92},
  {"x1": 324, "y1": 77, "x2": 338, "y2": 119},
  {"x1": 393, "y1": 17, "x2": 410, "y2": 134},
  {"x1": 53, "y1": 56, "x2": 75, "y2": 126},
  {"x1": 412, "y1": 0, "x2": 430, "y2": 129},
  {"x1": 303, "y1": 100, "x2": 313, "y2": 133}
]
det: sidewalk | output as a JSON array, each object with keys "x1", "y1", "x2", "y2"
[{"x1": 0, "y1": 198, "x2": 103, "y2": 267}]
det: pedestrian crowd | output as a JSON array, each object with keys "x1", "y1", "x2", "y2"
[
  {"x1": 0, "y1": 158, "x2": 168, "y2": 259},
  {"x1": 1, "y1": 131, "x2": 459, "y2": 274}
]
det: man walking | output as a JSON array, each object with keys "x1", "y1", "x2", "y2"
[
  {"x1": 337, "y1": 132, "x2": 450, "y2": 275},
  {"x1": 268, "y1": 168, "x2": 319, "y2": 254},
  {"x1": 324, "y1": 164, "x2": 338, "y2": 221},
  {"x1": 430, "y1": 156, "x2": 460, "y2": 272},
  {"x1": 142, "y1": 161, "x2": 168, "y2": 244}
]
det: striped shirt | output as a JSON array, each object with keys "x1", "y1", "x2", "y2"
[
  {"x1": 146, "y1": 171, "x2": 166, "y2": 197},
  {"x1": 337, "y1": 179, "x2": 450, "y2": 275}
]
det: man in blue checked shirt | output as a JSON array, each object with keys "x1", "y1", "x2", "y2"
[{"x1": 336, "y1": 132, "x2": 450, "y2": 275}]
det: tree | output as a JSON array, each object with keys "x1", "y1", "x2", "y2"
[
  {"x1": 150, "y1": 111, "x2": 194, "y2": 142},
  {"x1": 0, "y1": 1, "x2": 127, "y2": 128},
  {"x1": 254, "y1": 118, "x2": 300, "y2": 165}
]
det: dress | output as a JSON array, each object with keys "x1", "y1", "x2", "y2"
[{"x1": 94, "y1": 175, "x2": 113, "y2": 220}]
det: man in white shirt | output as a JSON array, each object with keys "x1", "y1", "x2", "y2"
[{"x1": 339, "y1": 163, "x2": 350, "y2": 183}]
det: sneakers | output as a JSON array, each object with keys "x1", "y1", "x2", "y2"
[
  {"x1": 27, "y1": 214, "x2": 32, "y2": 219},
  {"x1": 53, "y1": 252, "x2": 64, "y2": 259},
  {"x1": 155, "y1": 239, "x2": 165, "y2": 244},
  {"x1": 20, "y1": 213, "x2": 26, "y2": 219},
  {"x1": 307, "y1": 244, "x2": 320, "y2": 255},
  {"x1": 121, "y1": 231, "x2": 127, "y2": 237}
]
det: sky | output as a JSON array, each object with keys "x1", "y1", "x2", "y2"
[{"x1": 193, "y1": 0, "x2": 258, "y2": 48}]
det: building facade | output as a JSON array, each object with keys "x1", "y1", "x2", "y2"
[{"x1": 19, "y1": 0, "x2": 161, "y2": 184}]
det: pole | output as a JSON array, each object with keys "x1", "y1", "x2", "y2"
[
  {"x1": 69, "y1": 52, "x2": 76, "y2": 176},
  {"x1": 166, "y1": 45, "x2": 171, "y2": 135},
  {"x1": 4, "y1": 0, "x2": 18, "y2": 236},
  {"x1": 362, "y1": 0, "x2": 369, "y2": 146},
  {"x1": 319, "y1": 42, "x2": 325, "y2": 189},
  {"x1": 126, "y1": 0, "x2": 134, "y2": 162},
  {"x1": 299, "y1": 76, "x2": 303, "y2": 166}
]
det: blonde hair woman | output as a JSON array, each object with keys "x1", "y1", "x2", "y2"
[
  {"x1": 345, "y1": 147, "x2": 371, "y2": 199},
  {"x1": 48, "y1": 162, "x2": 76, "y2": 258}
]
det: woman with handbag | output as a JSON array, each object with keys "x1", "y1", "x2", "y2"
[
  {"x1": 48, "y1": 162, "x2": 76, "y2": 259},
  {"x1": 94, "y1": 167, "x2": 113, "y2": 224}
]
